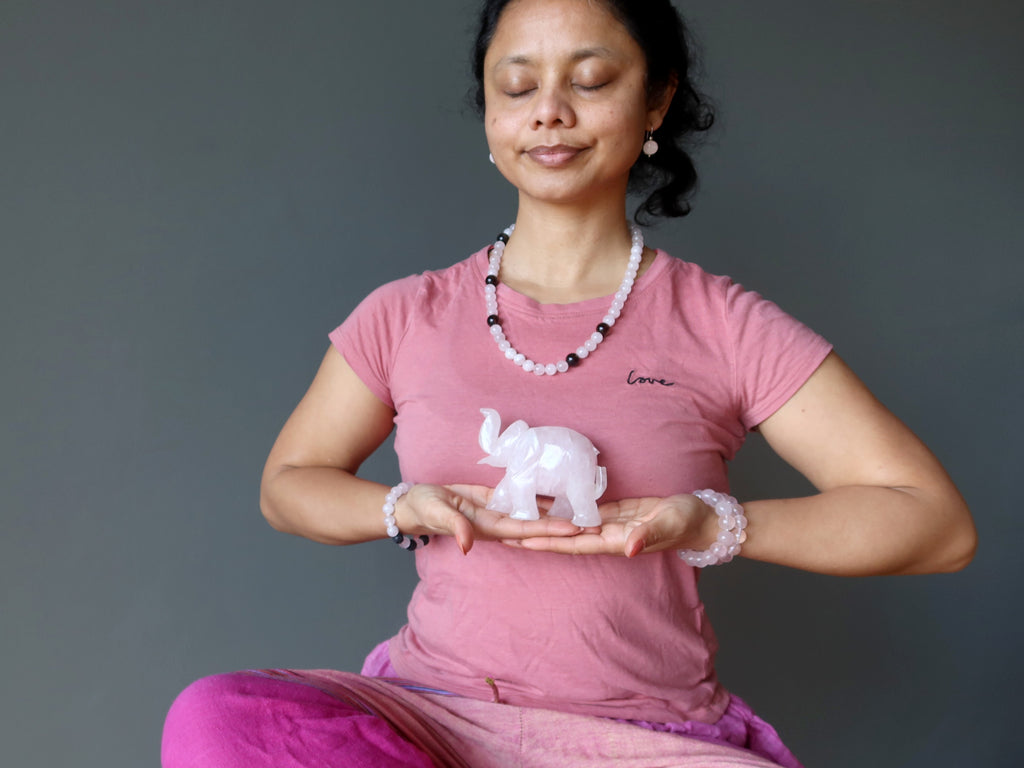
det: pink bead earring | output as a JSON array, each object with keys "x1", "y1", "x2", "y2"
[{"x1": 642, "y1": 130, "x2": 659, "y2": 157}]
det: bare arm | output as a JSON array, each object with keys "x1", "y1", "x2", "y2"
[
  {"x1": 260, "y1": 348, "x2": 581, "y2": 551},
  {"x1": 741, "y1": 352, "x2": 976, "y2": 575},
  {"x1": 515, "y1": 353, "x2": 977, "y2": 575}
]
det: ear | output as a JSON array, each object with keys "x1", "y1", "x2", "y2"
[
  {"x1": 646, "y1": 74, "x2": 678, "y2": 132},
  {"x1": 498, "y1": 420, "x2": 529, "y2": 448}
]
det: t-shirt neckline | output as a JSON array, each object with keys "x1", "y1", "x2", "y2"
[{"x1": 471, "y1": 246, "x2": 669, "y2": 318}]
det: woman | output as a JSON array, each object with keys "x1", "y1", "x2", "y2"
[{"x1": 162, "y1": 0, "x2": 976, "y2": 765}]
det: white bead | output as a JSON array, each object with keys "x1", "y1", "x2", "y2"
[
  {"x1": 386, "y1": 524, "x2": 399, "y2": 538},
  {"x1": 486, "y1": 221, "x2": 644, "y2": 376},
  {"x1": 383, "y1": 502, "x2": 395, "y2": 514}
]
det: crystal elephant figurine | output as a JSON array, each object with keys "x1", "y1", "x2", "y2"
[{"x1": 477, "y1": 408, "x2": 607, "y2": 527}]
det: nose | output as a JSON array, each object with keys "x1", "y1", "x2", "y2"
[{"x1": 531, "y1": 84, "x2": 576, "y2": 129}]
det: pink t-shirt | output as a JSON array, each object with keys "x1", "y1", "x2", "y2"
[{"x1": 330, "y1": 247, "x2": 832, "y2": 724}]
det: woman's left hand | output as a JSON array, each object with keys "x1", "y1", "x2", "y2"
[{"x1": 504, "y1": 494, "x2": 718, "y2": 557}]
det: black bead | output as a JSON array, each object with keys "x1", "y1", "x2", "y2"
[
  {"x1": 485, "y1": 275, "x2": 499, "y2": 286},
  {"x1": 496, "y1": 232, "x2": 510, "y2": 244},
  {"x1": 595, "y1": 323, "x2": 610, "y2": 336},
  {"x1": 487, "y1": 314, "x2": 500, "y2": 326},
  {"x1": 406, "y1": 538, "x2": 418, "y2": 551},
  {"x1": 392, "y1": 534, "x2": 405, "y2": 545},
  {"x1": 418, "y1": 535, "x2": 430, "y2": 546},
  {"x1": 566, "y1": 353, "x2": 581, "y2": 367}
]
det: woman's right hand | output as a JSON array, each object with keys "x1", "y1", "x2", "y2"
[{"x1": 396, "y1": 483, "x2": 583, "y2": 555}]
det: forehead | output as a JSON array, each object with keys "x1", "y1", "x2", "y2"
[{"x1": 485, "y1": 0, "x2": 640, "y2": 67}]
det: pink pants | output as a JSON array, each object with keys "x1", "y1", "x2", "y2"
[{"x1": 162, "y1": 665, "x2": 802, "y2": 767}]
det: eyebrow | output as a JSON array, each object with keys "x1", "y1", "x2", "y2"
[{"x1": 494, "y1": 46, "x2": 619, "y2": 69}]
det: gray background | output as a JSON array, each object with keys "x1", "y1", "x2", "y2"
[{"x1": 2, "y1": 1, "x2": 1021, "y2": 766}]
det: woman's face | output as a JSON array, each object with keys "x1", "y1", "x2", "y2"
[{"x1": 482, "y1": 0, "x2": 671, "y2": 210}]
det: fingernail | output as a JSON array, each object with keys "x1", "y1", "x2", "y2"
[{"x1": 628, "y1": 540, "x2": 645, "y2": 558}]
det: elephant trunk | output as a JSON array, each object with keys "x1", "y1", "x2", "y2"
[{"x1": 478, "y1": 408, "x2": 502, "y2": 457}]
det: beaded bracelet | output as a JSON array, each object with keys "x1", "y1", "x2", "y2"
[
  {"x1": 383, "y1": 482, "x2": 429, "y2": 551},
  {"x1": 678, "y1": 489, "x2": 747, "y2": 568}
]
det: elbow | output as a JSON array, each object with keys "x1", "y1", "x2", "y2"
[
  {"x1": 259, "y1": 470, "x2": 294, "y2": 535},
  {"x1": 940, "y1": 514, "x2": 978, "y2": 573},
  {"x1": 926, "y1": 499, "x2": 978, "y2": 574}
]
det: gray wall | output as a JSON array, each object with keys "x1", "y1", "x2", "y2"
[{"x1": 2, "y1": 1, "x2": 1020, "y2": 766}]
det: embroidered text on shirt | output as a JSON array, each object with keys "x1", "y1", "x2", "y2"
[{"x1": 626, "y1": 370, "x2": 676, "y2": 387}]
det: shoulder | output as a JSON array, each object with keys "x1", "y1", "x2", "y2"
[
  {"x1": 359, "y1": 249, "x2": 484, "y2": 311},
  {"x1": 655, "y1": 251, "x2": 802, "y2": 323},
  {"x1": 646, "y1": 250, "x2": 741, "y2": 318}
]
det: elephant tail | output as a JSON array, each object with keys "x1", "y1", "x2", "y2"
[{"x1": 593, "y1": 465, "x2": 607, "y2": 500}]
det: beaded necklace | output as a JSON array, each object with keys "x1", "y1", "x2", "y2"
[{"x1": 484, "y1": 223, "x2": 644, "y2": 375}]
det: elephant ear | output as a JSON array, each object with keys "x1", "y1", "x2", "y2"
[{"x1": 497, "y1": 419, "x2": 529, "y2": 451}]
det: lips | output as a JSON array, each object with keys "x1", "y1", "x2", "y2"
[{"x1": 526, "y1": 144, "x2": 585, "y2": 167}]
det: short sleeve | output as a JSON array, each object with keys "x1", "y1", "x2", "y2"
[
  {"x1": 725, "y1": 281, "x2": 833, "y2": 430},
  {"x1": 327, "y1": 275, "x2": 422, "y2": 411}
]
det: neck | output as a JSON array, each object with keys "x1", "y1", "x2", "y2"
[{"x1": 499, "y1": 199, "x2": 642, "y2": 303}]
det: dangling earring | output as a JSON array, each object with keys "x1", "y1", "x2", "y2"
[
  {"x1": 489, "y1": 152, "x2": 496, "y2": 164},
  {"x1": 642, "y1": 130, "x2": 659, "y2": 157}
]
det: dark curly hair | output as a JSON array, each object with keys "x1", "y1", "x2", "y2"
[{"x1": 470, "y1": 0, "x2": 714, "y2": 224}]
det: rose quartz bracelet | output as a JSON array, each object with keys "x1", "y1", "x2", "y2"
[
  {"x1": 383, "y1": 482, "x2": 429, "y2": 551},
  {"x1": 678, "y1": 489, "x2": 747, "y2": 567}
]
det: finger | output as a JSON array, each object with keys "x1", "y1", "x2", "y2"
[
  {"x1": 516, "y1": 533, "x2": 621, "y2": 556},
  {"x1": 491, "y1": 515, "x2": 582, "y2": 539}
]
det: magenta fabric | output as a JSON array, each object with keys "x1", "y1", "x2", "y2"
[
  {"x1": 162, "y1": 666, "x2": 803, "y2": 767},
  {"x1": 329, "y1": 247, "x2": 831, "y2": 723},
  {"x1": 161, "y1": 671, "x2": 440, "y2": 768},
  {"x1": 364, "y1": 640, "x2": 803, "y2": 768}
]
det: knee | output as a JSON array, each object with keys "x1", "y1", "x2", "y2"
[{"x1": 161, "y1": 673, "x2": 251, "y2": 768}]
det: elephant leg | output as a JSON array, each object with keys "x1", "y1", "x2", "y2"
[
  {"x1": 486, "y1": 477, "x2": 515, "y2": 515},
  {"x1": 507, "y1": 470, "x2": 540, "y2": 521},
  {"x1": 566, "y1": 483, "x2": 601, "y2": 527}
]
